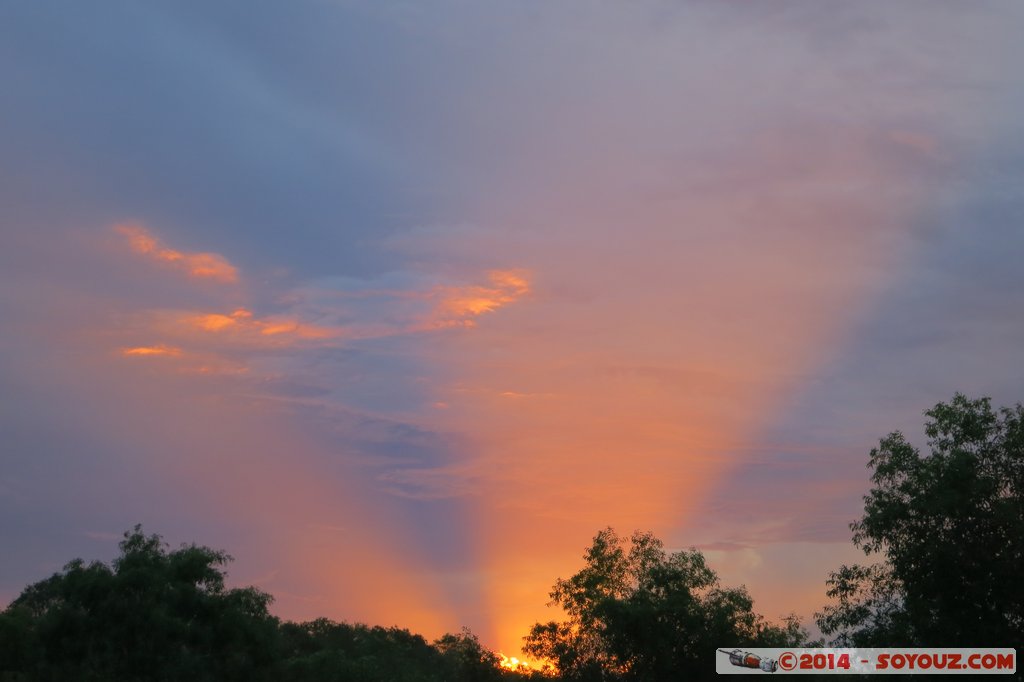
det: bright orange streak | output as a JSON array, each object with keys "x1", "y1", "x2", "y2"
[
  {"x1": 256, "y1": 323, "x2": 296, "y2": 335},
  {"x1": 120, "y1": 345, "x2": 182, "y2": 357},
  {"x1": 116, "y1": 223, "x2": 238, "y2": 283},
  {"x1": 192, "y1": 314, "x2": 239, "y2": 331},
  {"x1": 188, "y1": 308, "x2": 254, "y2": 332}
]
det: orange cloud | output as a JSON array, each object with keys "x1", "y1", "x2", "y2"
[
  {"x1": 120, "y1": 345, "x2": 182, "y2": 357},
  {"x1": 258, "y1": 319, "x2": 336, "y2": 339},
  {"x1": 119, "y1": 343, "x2": 250, "y2": 376},
  {"x1": 189, "y1": 308, "x2": 253, "y2": 332},
  {"x1": 432, "y1": 269, "x2": 531, "y2": 326},
  {"x1": 112, "y1": 264, "x2": 531, "y2": 379},
  {"x1": 185, "y1": 308, "x2": 340, "y2": 343},
  {"x1": 116, "y1": 223, "x2": 238, "y2": 283}
]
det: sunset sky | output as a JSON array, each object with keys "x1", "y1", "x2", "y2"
[{"x1": 3, "y1": 1, "x2": 1024, "y2": 657}]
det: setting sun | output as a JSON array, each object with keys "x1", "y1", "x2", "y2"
[{"x1": 498, "y1": 653, "x2": 545, "y2": 674}]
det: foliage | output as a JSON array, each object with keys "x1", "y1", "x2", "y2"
[
  {"x1": 817, "y1": 394, "x2": 1024, "y2": 646},
  {"x1": 279, "y1": 618, "x2": 443, "y2": 682},
  {"x1": 524, "y1": 528, "x2": 808, "y2": 680},
  {"x1": 0, "y1": 525, "x2": 280, "y2": 682},
  {"x1": 3, "y1": 524, "x2": 810, "y2": 681},
  {"x1": 0, "y1": 526, "x2": 541, "y2": 682},
  {"x1": 434, "y1": 628, "x2": 508, "y2": 681},
  {"x1": 278, "y1": 620, "x2": 533, "y2": 682}
]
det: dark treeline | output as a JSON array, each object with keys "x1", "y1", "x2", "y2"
[
  {"x1": 1, "y1": 524, "x2": 800, "y2": 681},
  {"x1": 0, "y1": 525, "x2": 534, "y2": 682},
  {"x1": 1, "y1": 394, "x2": 1020, "y2": 681}
]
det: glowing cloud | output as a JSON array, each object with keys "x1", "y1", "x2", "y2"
[
  {"x1": 184, "y1": 308, "x2": 341, "y2": 344},
  {"x1": 258, "y1": 319, "x2": 336, "y2": 339},
  {"x1": 120, "y1": 345, "x2": 183, "y2": 357},
  {"x1": 116, "y1": 223, "x2": 239, "y2": 283},
  {"x1": 190, "y1": 309, "x2": 252, "y2": 331},
  {"x1": 120, "y1": 269, "x2": 532, "y2": 374},
  {"x1": 432, "y1": 269, "x2": 531, "y2": 327}
]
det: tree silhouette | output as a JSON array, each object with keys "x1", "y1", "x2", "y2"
[
  {"x1": 0, "y1": 525, "x2": 280, "y2": 681},
  {"x1": 524, "y1": 528, "x2": 807, "y2": 680},
  {"x1": 817, "y1": 394, "x2": 1024, "y2": 646},
  {"x1": 0, "y1": 526, "x2": 543, "y2": 681}
]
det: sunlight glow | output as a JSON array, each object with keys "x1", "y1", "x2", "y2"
[{"x1": 498, "y1": 653, "x2": 545, "y2": 673}]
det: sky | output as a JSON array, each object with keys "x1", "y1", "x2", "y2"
[{"x1": 3, "y1": 0, "x2": 1024, "y2": 657}]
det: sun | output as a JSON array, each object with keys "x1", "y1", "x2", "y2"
[{"x1": 498, "y1": 653, "x2": 548, "y2": 673}]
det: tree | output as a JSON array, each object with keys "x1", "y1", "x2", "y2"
[
  {"x1": 1, "y1": 526, "x2": 539, "y2": 682},
  {"x1": 524, "y1": 528, "x2": 807, "y2": 680},
  {"x1": 277, "y1": 620, "x2": 536, "y2": 682},
  {"x1": 434, "y1": 628, "x2": 506, "y2": 681},
  {"x1": 0, "y1": 526, "x2": 281, "y2": 682},
  {"x1": 817, "y1": 394, "x2": 1024, "y2": 646},
  {"x1": 279, "y1": 619, "x2": 446, "y2": 682}
]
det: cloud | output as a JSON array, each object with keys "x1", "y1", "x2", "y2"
[
  {"x1": 185, "y1": 308, "x2": 341, "y2": 342},
  {"x1": 116, "y1": 223, "x2": 239, "y2": 283},
  {"x1": 190, "y1": 310, "x2": 251, "y2": 332},
  {"x1": 120, "y1": 345, "x2": 183, "y2": 357},
  {"x1": 110, "y1": 257, "x2": 531, "y2": 385},
  {"x1": 430, "y1": 269, "x2": 531, "y2": 327},
  {"x1": 98, "y1": 227, "x2": 538, "y2": 472},
  {"x1": 119, "y1": 343, "x2": 250, "y2": 377}
]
